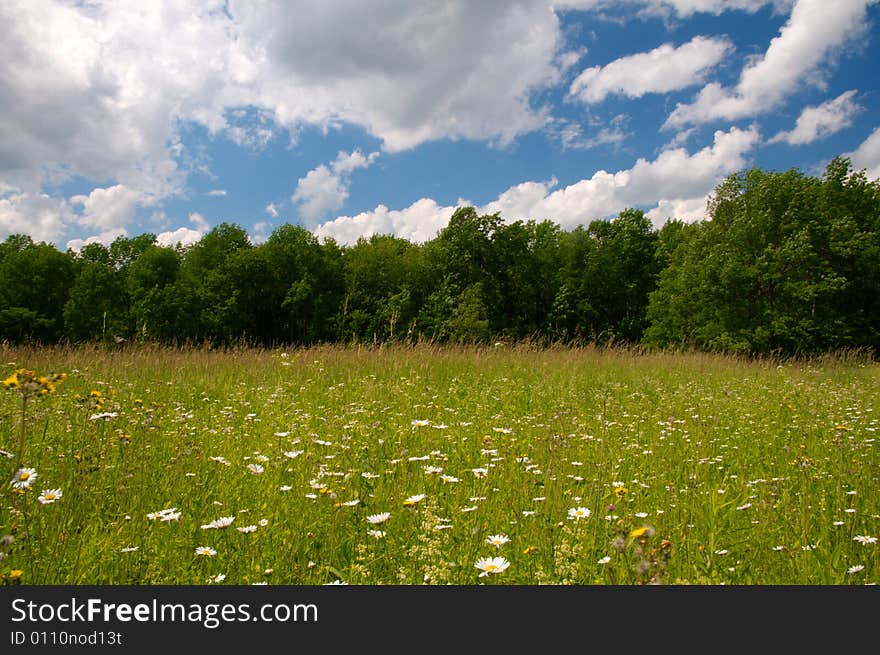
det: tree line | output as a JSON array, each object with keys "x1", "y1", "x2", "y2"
[{"x1": 1, "y1": 157, "x2": 877, "y2": 356}]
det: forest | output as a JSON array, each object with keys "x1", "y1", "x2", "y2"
[{"x1": 1, "y1": 157, "x2": 877, "y2": 356}]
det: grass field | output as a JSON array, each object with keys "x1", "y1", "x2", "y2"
[{"x1": 0, "y1": 343, "x2": 877, "y2": 585}]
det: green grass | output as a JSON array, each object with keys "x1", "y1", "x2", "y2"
[{"x1": 0, "y1": 343, "x2": 877, "y2": 585}]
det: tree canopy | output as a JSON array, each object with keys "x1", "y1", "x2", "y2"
[{"x1": 0, "y1": 157, "x2": 877, "y2": 356}]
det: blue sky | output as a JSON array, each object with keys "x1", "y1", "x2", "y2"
[{"x1": 1, "y1": 0, "x2": 878, "y2": 251}]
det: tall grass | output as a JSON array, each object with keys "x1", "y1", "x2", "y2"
[{"x1": 0, "y1": 343, "x2": 877, "y2": 584}]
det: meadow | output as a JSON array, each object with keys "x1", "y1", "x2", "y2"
[{"x1": 0, "y1": 343, "x2": 877, "y2": 585}]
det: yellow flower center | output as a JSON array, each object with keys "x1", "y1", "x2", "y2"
[
  {"x1": 485, "y1": 564, "x2": 499, "y2": 573},
  {"x1": 18, "y1": 472, "x2": 30, "y2": 481}
]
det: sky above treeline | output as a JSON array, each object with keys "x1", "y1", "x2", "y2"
[{"x1": 1, "y1": 0, "x2": 878, "y2": 251}]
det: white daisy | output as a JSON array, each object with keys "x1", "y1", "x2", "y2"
[
  {"x1": 474, "y1": 556, "x2": 510, "y2": 577},
  {"x1": 11, "y1": 467, "x2": 36, "y2": 489},
  {"x1": 201, "y1": 516, "x2": 235, "y2": 530},
  {"x1": 37, "y1": 488, "x2": 62, "y2": 504},
  {"x1": 567, "y1": 507, "x2": 592, "y2": 520}
]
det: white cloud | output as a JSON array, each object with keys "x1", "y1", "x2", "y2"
[
  {"x1": 233, "y1": 1, "x2": 568, "y2": 152},
  {"x1": 845, "y1": 126, "x2": 880, "y2": 180},
  {"x1": 550, "y1": 116, "x2": 629, "y2": 150},
  {"x1": 665, "y1": 0, "x2": 871, "y2": 128},
  {"x1": 207, "y1": 189, "x2": 227, "y2": 197},
  {"x1": 554, "y1": 0, "x2": 793, "y2": 19},
  {"x1": 66, "y1": 228, "x2": 128, "y2": 253},
  {"x1": 156, "y1": 212, "x2": 210, "y2": 247},
  {"x1": 645, "y1": 196, "x2": 709, "y2": 228},
  {"x1": 291, "y1": 150, "x2": 379, "y2": 225},
  {"x1": 314, "y1": 198, "x2": 466, "y2": 245},
  {"x1": 265, "y1": 202, "x2": 279, "y2": 218},
  {"x1": 569, "y1": 36, "x2": 733, "y2": 104},
  {"x1": 70, "y1": 185, "x2": 145, "y2": 232},
  {"x1": 315, "y1": 125, "x2": 760, "y2": 242},
  {"x1": 250, "y1": 221, "x2": 273, "y2": 244},
  {"x1": 0, "y1": 191, "x2": 71, "y2": 243},
  {"x1": 0, "y1": 0, "x2": 245, "y2": 199},
  {"x1": 769, "y1": 90, "x2": 861, "y2": 145}
]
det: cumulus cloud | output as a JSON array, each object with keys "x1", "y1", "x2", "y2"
[
  {"x1": 0, "y1": 0, "x2": 245, "y2": 199},
  {"x1": 156, "y1": 213, "x2": 211, "y2": 247},
  {"x1": 554, "y1": 0, "x2": 793, "y2": 19},
  {"x1": 0, "y1": 191, "x2": 72, "y2": 243},
  {"x1": 314, "y1": 198, "x2": 467, "y2": 245},
  {"x1": 66, "y1": 228, "x2": 128, "y2": 253},
  {"x1": 769, "y1": 90, "x2": 861, "y2": 145},
  {"x1": 291, "y1": 150, "x2": 379, "y2": 225},
  {"x1": 569, "y1": 36, "x2": 733, "y2": 104},
  {"x1": 664, "y1": 0, "x2": 870, "y2": 128},
  {"x1": 250, "y1": 221, "x2": 273, "y2": 244},
  {"x1": 265, "y1": 202, "x2": 279, "y2": 218},
  {"x1": 69, "y1": 185, "x2": 145, "y2": 232},
  {"x1": 233, "y1": 1, "x2": 567, "y2": 152},
  {"x1": 314, "y1": 125, "x2": 759, "y2": 243},
  {"x1": 207, "y1": 189, "x2": 227, "y2": 197},
  {"x1": 845, "y1": 126, "x2": 880, "y2": 180}
]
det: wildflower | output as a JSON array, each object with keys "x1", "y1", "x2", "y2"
[
  {"x1": 324, "y1": 580, "x2": 348, "y2": 585},
  {"x1": 280, "y1": 485, "x2": 292, "y2": 492},
  {"x1": 37, "y1": 489, "x2": 62, "y2": 504},
  {"x1": 195, "y1": 546, "x2": 217, "y2": 556},
  {"x1": 283, "y1": 450, "x2": 304, "y2": 459},
  {"x1": 411, "y1": 419, "x2": 430, "y2": 427},
  {"x1": 248, "y1": 463, "x2": 264, "y2": 475},
  {"x1": 339, "y1": 499, "x2": 360, "y2": 507},
  {"x1": 471, "y1": 468, "x2": 489, "y2": 479},
  {"x1": 258, "y1": 519, "x2": 269, "y2": 527},
  {"x1": 120, "y1": 546, "x2": 139, "y2": 553},
  {"x1": 147, "y1": 507, "x2": 180, "y2": 521},
  {"x1": 201, "y1": 516, "x2": 235, "y2": 530},
  {"x1": 486, "y1": 534, "x2": 510, "y2": 548},
  {"x1": 236, "y1": 525, "x2": 257, "y2": 533},
  {"x1": 440, "y1": 474, "x2": 459, "y2": 483},
  {"x1": 613, "y1": 485, "x2": 628, "y2": 497},
  {"x1": 475, "y1": 556, "x2": 510, "y2": 577},
  {"x1": 853, "y1": 535, "x2": 877, "y2": 545},
  {"x1": 207, "y1": 574, "x2": 226, "y2": 583},
  {"x1": 567, "y1": 507, "x2": 592, "y2": 520},
  {"x1": 629, "y1": 526, "x2": 655, "y2": 539},
  {"x1": 523, "y1": 546, "x2": 538, "y2": 555},
  {"x1": 89, "y1": 412, "x2": 118, "y2": 420},
  {"x1": 848, "y1": 565, "x2": 865, "y2": 574},
  {"x1": 403, "y1": 494, "x2": 426, "y2": 506},
  {"x1": 424, "y1": 465, "x2": 444, "y2": 475},
  {"x1": 461, "y1": 505, "x2": 478, "y2": 513},
  {"x1": 598, "y1": 556, "x2": 611, "y2": 564},
  {"x1": 736, "y1": 503, "x2": 752, "y2": 511},
  {"x1": 366, "y1": 512, "x2": 391, "y2": 524},
  {"x1": 11, "y1": 468, "x2": 36, "y2": 490},
  {"x1": 367, "y1": 529, "x2": 386, "y2": 539}
]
